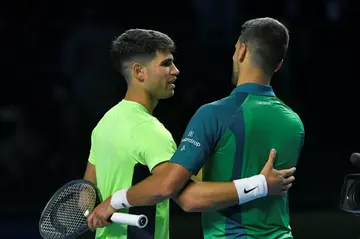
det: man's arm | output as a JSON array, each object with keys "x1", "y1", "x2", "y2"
[
  {"x1": 126, "y1": 148, "x2": 294, "y2": 212},
  {"x1": 88, "y1": 148, "x2": 294, "y2": 230},
  {"x1": 87, "y1": 150, "x2": 294, "y2": 230},
  {"x1": 172, "y1": 149, "x2": 295, "y2": 212},
  {"x1": 173, "y1": 181, "x2": 238, "y2": 212},
  {"x1": 85, "y1": 129, "x2": 97, "y2": 185},
  {"x1": 125, "y1": 162, "x2": 191, "y2": 206},
  {"x1": 84, "y1": 161, "x2": 96, "y2": 185}
]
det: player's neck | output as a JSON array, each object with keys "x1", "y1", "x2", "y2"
[
  {"x1": 237, "y1": 67, "x2": 271, "y2": 86},
  {"x1": 124, "y1": 86, "x2": 158, "y2": 115}
]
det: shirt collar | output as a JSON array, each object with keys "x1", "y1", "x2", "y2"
[
  {"x1": 230, "y1": 83, "x2": 275, "y2": 97},
  {"x1": 121, "y1": 99, "x2": 150, "y2": 114}
]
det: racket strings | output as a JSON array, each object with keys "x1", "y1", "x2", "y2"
[{"x1": 40, "y1": 183, "x2": 97, "y2": 239}]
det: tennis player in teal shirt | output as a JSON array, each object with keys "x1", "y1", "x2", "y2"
[{"x1": 169, "y1": 82, "x2": 304, "y2": 238}]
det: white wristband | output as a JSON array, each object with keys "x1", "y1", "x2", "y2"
[
  {"x1": 110, "y1": 188, "x2": 132, "y2": 210},
  {"x1": 233, "y1": 174, "x2": 268, "y2": 205}
]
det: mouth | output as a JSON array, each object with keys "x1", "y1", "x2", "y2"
[{"x1": 168, "y1": 78, "x2": 176, "y2": 84}]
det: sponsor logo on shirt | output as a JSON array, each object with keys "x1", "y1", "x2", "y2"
[
  {"x1": 181, "y1": 137, "x2": 201, "y2": 147},
  {"x1": 256, "y1": 101, "x2": 271, "y2": 105}
]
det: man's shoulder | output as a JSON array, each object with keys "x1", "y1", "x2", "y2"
[
  {"x1": 197, "y1": 95, "x2": 236, "y2": 114},
  {"x1": 208, "y1": 95, "x2": 236, "y2": 107},
  {"x1": 191, "y1": 96, "x2": 238, "y2": 126},
  {"x1": 94, "y1": 104, "x2": 170, "y2": 139},
  {"x1": 272, "y1": 97, "x2": 304, "y2": 129},
  {"x1": 130, "y1": 117, "x2": 172, "y2": 139}
]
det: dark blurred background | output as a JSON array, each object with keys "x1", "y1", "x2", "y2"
[{"x1": 1, "y1": 0, "x2": 359, "y2": 238}]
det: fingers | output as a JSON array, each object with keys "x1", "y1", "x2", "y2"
[
  {"x1": 283, "y1": 176, "x2": 295, "y2": 185},
  {"x1": 101, "y1": 219, "x2": 111, "y2": 227},
  {"x1": 88, "y1": 213, "x2": 95, "y2": 232},
  {"x1": 280, "y1": 167, "x2": 296, "y2": 177},
  {"x1": 280, "y1": 183, "x2": 293, "y2": 195},
  {"x1": 265, "y1": 149, "x2": 277, "y2": 168},
  {"x1": 282, "y1": 183, "x2": 292, "y2": 191},
  {"x1": 94, "y1": 218, "x2": 111, "y2": 228},
  {"x1": 87, "y1": 212, "x2": 111, "y2": 231}
]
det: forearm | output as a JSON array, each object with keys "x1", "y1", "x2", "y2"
[
  {"x1": 126, "y1": 174, "x2": 173, "y2": 206},
  {"x1": 174, "y1": 174, "x2": 268, "y2": 212},
  {"x1": 109, "y1": 162, "x2": 215, "y2": 211},
  {"x1": 173, "y1": 181, "x2": 238, "y2": 212}
]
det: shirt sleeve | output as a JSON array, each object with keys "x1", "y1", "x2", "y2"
[
  {"x1": 88, "y1": 129, "x2": 96, "y2": 165},
  {"x1": 131, "y1": 120, "x2": 177, "y2": 172},
  {"x1": 170, "y1": 104, "x2": 223, "y2": 175}
]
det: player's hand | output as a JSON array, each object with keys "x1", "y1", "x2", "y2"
[
  {"x1": 87, "y1": 197, "x2": 115, "y2": 231},
  {"x1": 260, "y1": 149, "x2": 296, "y2": 196}
]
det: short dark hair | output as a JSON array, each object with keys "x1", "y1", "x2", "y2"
[
  {"x1": 111, "y1": 29, "x2": 176, "y2": 81},
  {"x1": 239, "y1": 17, "x2": 289, "y2": 77}
]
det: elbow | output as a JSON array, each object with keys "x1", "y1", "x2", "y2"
[
  {"x1": 151, "y1": 170, "x2": 187, "y2": 201},
  {"x1": 157, "y1": 181, "x2": 179, "y2": 199},
  {"x1": 157, "y1": 182, "x2": 202, "y2": 212},
  {"x1": 181, "y1": 203, "x2": 198, "y2": 213},
  {"x1": 177, "y1": 195, "x2": 201, "y2": 213}
]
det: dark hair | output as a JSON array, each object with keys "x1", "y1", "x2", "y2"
[
  {"x1": 239, "y1": 17, "x2": 289, "y2": 77},
  {"x1": 110, "y1": 29, "x2": 176, "y2": 80}
]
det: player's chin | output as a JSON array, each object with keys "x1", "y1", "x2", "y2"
[{"x1": 159, "y1": 90, "x2": 175, "y2": 99}]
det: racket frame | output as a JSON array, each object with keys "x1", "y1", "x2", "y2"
[{"x1": 39, "y1": 179, "x2": 101, "y2": 239}]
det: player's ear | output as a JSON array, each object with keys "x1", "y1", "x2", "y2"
[
  {"x1": 238, "y1": 43, "x2": 247, "y2": 63},
  {"x1": 274, "y1": 59, "x2": 284, "y2": 73},
  {"x1": 132, "y1": 63, "x2": 145, "y2": 82}
]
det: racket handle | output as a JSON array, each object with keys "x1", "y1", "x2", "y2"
[{"x1": 110, "y1": 212, "x2": 148, "y2": 228}]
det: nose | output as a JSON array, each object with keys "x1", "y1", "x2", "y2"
[{"x1": 172, "y1": 64, "x2": 180, "y2": 76}]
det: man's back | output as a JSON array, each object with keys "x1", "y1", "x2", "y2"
[
  {"x1": 89, "y1": 99, "x2": 176, "y2": 239},
  {"x1": 202, "y1": 83, "x2": 304, "y2": 239}
]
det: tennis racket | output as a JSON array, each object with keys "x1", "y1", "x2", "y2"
[{"x1": 39, "y1": 179, "x2": 148, "y2": 239}]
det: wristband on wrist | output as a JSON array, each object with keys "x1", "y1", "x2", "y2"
[
  {"x1": 233, "y1": 174, "x2": 268, "y2": 205},
  {"x1": 110, "y1": 188, "x2": 132, "y2": 210}
]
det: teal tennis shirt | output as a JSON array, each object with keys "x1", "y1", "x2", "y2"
[{"x1": 170, "y1": 83, "x2": 305, "y2": 239}]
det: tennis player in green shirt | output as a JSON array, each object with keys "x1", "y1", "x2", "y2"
[{"x1": 86, "y1": 27, "x2": 296, "y2": 239}]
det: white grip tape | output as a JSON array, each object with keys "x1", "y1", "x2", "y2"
[
  {"x1": 110, "y1": 188, "x2": 132, "y2": 210},
  {"x1": 110, "y1": 212, "x2": 148, "y2": 228},
  {"x1": 233, "y1": 174, "x2": 268, "y2": 205}
]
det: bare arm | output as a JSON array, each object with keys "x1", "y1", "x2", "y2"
[
  {"x1": 172, "y1": 149, "x2": 296, "y2": 212},
  {"x1": 126, "y1": 161, "x2": 239, "y2": 212},
  {"x1": 172, "y1": 180, "x2": 238, "y2": 212},
  {"x1": 126, "y1": 162, "x2": 239, "y2": 212},
  {"x1": 126, "y1": 149, "x2": 296, "y2": 212},
  {"x1": 84, "y1": 161, "x2": 96, "y2": 185},
  {"x1": 126, "y1": 162, "x2": 191, "y2": 206}
]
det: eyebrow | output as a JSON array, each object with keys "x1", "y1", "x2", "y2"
[{"x1": 160, "y1": 57, "x2": 174, "y2": 65}]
